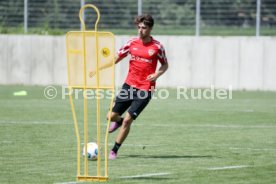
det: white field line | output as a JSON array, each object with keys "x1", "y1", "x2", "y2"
[
  {"x1": 240, "y1": 110, "x2": 254, "y2": 112},
  {"x1": 0, "y1": 140, "x2": 13, "y2": 143},
  {"x1": 230, "y1": 147, "x2": 276, "y2": 151},
  {"x1": 136, "y1": 124, "x2": 276, "y2": 128},
  {"x1": 108, "y1": 143, "x2": 162, "y2": 147},
  {"x1": 0, "y1": 120, "x2": 71, "y2": 125},
  {"x1": 119, "y1": 172, "x2": 172, "y2": 179},
  {"x1": 54, "y1": 182, "x2": 82, "y2": 184},
  {"x1": 207, "y1": 165, "x2": 250, "y2": 170},
  {"x1": 1, "y1": 120, "x2": 276, "y2": 129},
  {"x1": 80, "y1": 142, "x2": 162, "y2": 147}
]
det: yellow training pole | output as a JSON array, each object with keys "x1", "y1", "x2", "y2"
[
  {"x1": 94, "y1": 17, "x2": 101, "y2": 178},
  {"x1": 104, "y1": 36, "x2": 115, "y2": 177},
  {"x1": 66, "y1": 35, "x2": 81, "y2": 177},
  {"x1": 69, "y1": 91, "x2": 81, "y2": 176},
  {"x1": 66, "y1": 4, "x2": 115, "y2": 182},
  {"x1": 80, "y1": 20, "x2": 88, "y2": 178},
  {"x1": 79, "y1": 4, "x2": 101, "y2": 179}
]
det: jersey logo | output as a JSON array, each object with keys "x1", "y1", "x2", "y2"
[{"x1": 148, "y1": 49, "x2": 155, "y2": 56}]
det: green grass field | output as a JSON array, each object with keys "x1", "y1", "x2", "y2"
[{"x1": 1, "y1": 85, "x2": 276, "y2": 184}]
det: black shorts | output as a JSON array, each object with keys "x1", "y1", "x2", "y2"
[{"x1": 112, "y1": 83, "x2": 152, "y2": 120}]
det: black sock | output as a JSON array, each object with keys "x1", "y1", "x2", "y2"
[
  {"x1": 112, "y1": 142, "x2": 121, "y2": 153},
  {"x1": 117, "y1": 117, "x2": 123, "y2": 125}
]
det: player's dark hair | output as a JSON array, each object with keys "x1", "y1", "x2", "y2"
[{"x1": 135, "y1": 14, "x2": 154, "y2": 28}]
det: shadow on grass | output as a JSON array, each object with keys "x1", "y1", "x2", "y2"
[{"x1": 123, "y1": 154, "x2": 214, "y2": 159}]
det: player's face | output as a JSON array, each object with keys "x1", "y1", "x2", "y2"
[{"x1": 137, "y1": 22, "x2": 152, "y2": 39}]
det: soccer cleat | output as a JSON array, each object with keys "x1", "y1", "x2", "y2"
[
  {"x1": 109, "y1": 150, "x2": 117, "y2": 160},
  {"x1": 108, "y1": 121, "x2": 121, "y2": 133}
]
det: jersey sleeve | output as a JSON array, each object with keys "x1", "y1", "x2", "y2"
[
  {"x1": 157, "y1": 44, "x2": 168, "y2": 64},
  {"x1": 117, "y1": 39, "x2": 133, "y2": 59}
]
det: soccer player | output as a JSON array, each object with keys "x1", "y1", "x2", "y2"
[{"x1": 108, "y1": 14, "x2": 168, "y2": 160}]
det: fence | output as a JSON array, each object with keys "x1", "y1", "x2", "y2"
[{"x1": 0, "y1": 0, "x2": 276, "y2": 36}]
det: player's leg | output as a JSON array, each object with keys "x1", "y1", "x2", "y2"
[
  {"x1": 107, "y1": 111, "x2": 123, "y2": 133},
  {"x1": 109, "y1": 112, "x2": 133, "y2": 160},
  {"x1": 115, "y1": 112, "x2": 133, "y2": 144},
  {"x1": 109, "y1": 90, "x2": 152, "y2": 160},
  {"x1": 107, "y1": 100, "x2": 131, "y2": 133},
  {"x1": 127, "y1": 89, "x2": 152, "y2": 120},
  {"x1": 107, "y1": 111, "x2": 121, "y2": 122},
  {"x1": 108, "y1": 83, "x2": 133, "y2": 133}
]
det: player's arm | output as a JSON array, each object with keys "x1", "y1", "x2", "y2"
[
  {"x1": 146, "y1": 62, "x2": 168, "y2": 82},
  {"x1": 89, "y1": 54, "x2": 125, "y2": 77},
  {"x1": 98, "y1": 54, "x2": 125, "y2": 69},
  {"x1": 99, "y1": 55, "x2": 121, "y2": 70}
]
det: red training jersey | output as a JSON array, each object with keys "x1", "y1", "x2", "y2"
[{"x1": 117, "y1": 37, "x2": 167, "y2": 91}]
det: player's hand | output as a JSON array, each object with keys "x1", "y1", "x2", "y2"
[{"x1": 146, "y1": 73, "x2": 158, "y2": 82}]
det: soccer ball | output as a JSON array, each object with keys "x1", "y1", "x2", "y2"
[{"x1": 82, "y1": 142, "x2": 98, "y2": 161}]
